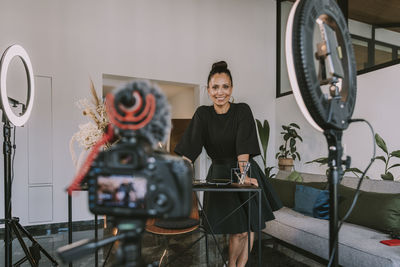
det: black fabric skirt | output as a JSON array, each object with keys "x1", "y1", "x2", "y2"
[{"x1": 203, "y1": 159, "x2": 283, "y2": 234}]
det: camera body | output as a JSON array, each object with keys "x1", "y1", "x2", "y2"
[{"x1": 86, "y1": 136, "x2": 193, "y2": 219}]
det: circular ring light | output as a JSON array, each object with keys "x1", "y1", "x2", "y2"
[
  {"x1": 286, "y1": 0, "x2": 356, "y2": 132},
  {"x1": 0, "y1": 44, "x2": 35, "y2": 126}
]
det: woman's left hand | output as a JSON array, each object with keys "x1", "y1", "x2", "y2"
[{"x1": 244, "y1": 177, "x2": 258, "y2": 187}]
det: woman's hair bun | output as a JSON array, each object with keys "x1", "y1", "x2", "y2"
[
  {"x1": 207, "y1": 60, "x2": 233, "y2": 86},
  {"x1": 212, "y1": 61, "x2": 228, "y2": 70}
]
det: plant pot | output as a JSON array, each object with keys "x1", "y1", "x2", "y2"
[{"x1": 278, "y1": 158, "x2": 294, "y2": 171}]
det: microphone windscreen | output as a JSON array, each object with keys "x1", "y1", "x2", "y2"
[{"x1": 111, "y1": 80, "x2": 171, "y2": 146}]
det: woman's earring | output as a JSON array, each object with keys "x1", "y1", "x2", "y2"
[{"x1": 230, "y1": 96, "x2": 235, "y2": 103}]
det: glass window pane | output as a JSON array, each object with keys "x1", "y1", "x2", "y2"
[
  {"x1": 375, "y1": 44, "x2": 393, "y2": 65},
  {"x1": 352, "y1": 38, "x2": 368, "y2": 71}
]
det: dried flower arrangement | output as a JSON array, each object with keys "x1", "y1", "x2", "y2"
[{"x1": 69, "y1": 79, "x2": 110, "y2": 169}]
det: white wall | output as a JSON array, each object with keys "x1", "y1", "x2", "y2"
[
  {"x1": 275, "y1": 64, "x2": 400, "y2": 181},
  {"x1": 166, "y1": 85, "x2": 195, "y2": 119},
  {"x1": 0, "y1": 0, "x2": 277, "y2": 225}
]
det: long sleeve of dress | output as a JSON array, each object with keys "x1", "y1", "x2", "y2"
[
  {"x1": 235, "y1": 103, "x2": 260, "y2": 157},
  {"x1": 174, "y1": 107, "x2": 205, "y2": 162}
]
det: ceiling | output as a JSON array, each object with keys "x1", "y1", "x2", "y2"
[
  {"x1": 349, "y1": 0, "x2": 400, "y2": 32},
  {"x1": 286, "y1": 0, "x2": 400, "y2": 33}
]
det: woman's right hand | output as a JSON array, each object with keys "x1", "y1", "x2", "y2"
[{"x1": 244, "y1": 177, "x2": 258, "y2": 187}]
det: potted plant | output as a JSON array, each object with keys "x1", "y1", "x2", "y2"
[
  {"x1": 256, "y1": 119, "x2": 275, "y2": 178},
  {"x1": 275, "y1": 123, "x2": 302, "y2": 171},
  {"x1": 375, "y1": 133, "x2": 400, "y2": 181}
]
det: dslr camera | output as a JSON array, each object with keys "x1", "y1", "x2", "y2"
[{"x1": 86, "y1": 136, "x2": 193, "y2": 219}]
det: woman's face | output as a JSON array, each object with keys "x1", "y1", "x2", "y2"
[{"x1": 207, "y1": 73, "x2": 232, "y2": 107}]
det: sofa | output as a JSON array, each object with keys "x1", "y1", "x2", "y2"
[{"x1": 264, "y1": 170, "x2": 400, "y2": 267}]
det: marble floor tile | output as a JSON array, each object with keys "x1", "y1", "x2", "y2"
[{"x1": 0, "y1": 227, "x2": 311, "y2": 267}]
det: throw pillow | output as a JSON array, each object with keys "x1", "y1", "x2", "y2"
[
  {"x1": 268, "y1": 178, "x2": 327, "y2": 208},
  {"x1": 313, "y1": 190, "x2": 330, "y2": 220},
  {"x1": 294, "y1": 185, "x2": 324, "y2": 217},
  {"x1": 287, "y1": 171, "x2": 303, "y2": 182},
  {"x1": 338, "y1": 184, "x2": 400, "y2": 233}
]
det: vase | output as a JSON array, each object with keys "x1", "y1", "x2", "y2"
[{"x1": 278, "y1": 158, "x2": 294, "y2": 171}]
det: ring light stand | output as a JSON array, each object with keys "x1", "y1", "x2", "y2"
[
  {"x1": 286, "y1": 1, "x2": 356, "y2": 266},
  {"x1": 0, "y1": 45, "x2": 57, "y2": 267}
]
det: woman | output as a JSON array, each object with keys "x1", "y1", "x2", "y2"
[{"x1": 175, "y1": 61, "x2": 282, "y2": 267}]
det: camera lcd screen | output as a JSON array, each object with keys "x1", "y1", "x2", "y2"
[{"x1": 97, "y1": 175, "x2": 147, "y2": 209}]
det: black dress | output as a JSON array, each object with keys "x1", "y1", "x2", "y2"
[{"x1": 174, "y1": 103, "x2": 282, "y2": 234}]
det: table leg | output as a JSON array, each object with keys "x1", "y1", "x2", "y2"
[
  {"x1": 258, "y1": 189, "x2": 262, "y2": 267},
  {"x1": 248, "y1": 192, "x2": 251, "y2": 266},
  {"x1": 95, "y1": 214, "x2": 98, "y2": 267},
  {"x1": 68, "y1": 194, "x2": 73, "y2": 267}
]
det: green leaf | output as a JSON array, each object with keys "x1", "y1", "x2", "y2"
[
  {"x1": 388, "y1": 163, "x2": 400, "y2": 170},
  {"x1": 390, "y1": 150, "x2": 400, "y2": 158},
  {"x1": 292, "y1": 154, "x2": 296, "y2": 160},
  {"x1": 297, "y1": 136, "x2": 303, "y2": 142},
  {"x1": 289, "y1": 123, "x2": 300, "y2": 129},
  {"x1": 290, "y1": 138, "x2": 296, "y2": 148},
  {"x1": 275, "y1": 152, "x2": 280, "y2": 159},
  {"x1": 345, "y1": 168, "x2": 363, "y2": 174},
  {"x1": 381, "y1": 172, "x2": 394, "y2": 180},
  {"x1": 282, "y1": 125, "x2": 288, "y2": 131},
  {"x1": 296, "y1": 152, "x2": 301, "y2": 161},
  {"x1": 374, "y1": 156, "x2": 387, "y2": 163},
  {"x1": 279, "y1": 145, "x2": 284, "y2": 151},
  {"x1": 265, "y1": 166, "x2": 275, "y2": 179},
  {"x1": 305, "y1": 157, "x2": 328, "y2": 165},
  {"x1": 375, "y1": 133, "x2": 388, "y2": 154},
  {"x1": 284, "y1": 133, "x2": 290, "y2": 141},
  {"x1": 260, "y1": 155, "x2": 266, "y2": 168}
]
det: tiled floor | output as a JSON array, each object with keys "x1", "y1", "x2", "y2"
[{"x1": 0, "y1": 226, "x2": 319, "y2": 267}]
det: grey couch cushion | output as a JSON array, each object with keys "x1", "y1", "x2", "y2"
[{"x1": 265, "y1": 207, "x2": 400, "y2": 267}]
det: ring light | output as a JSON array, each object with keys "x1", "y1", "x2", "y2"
[
  {"x1": 285, "y1": 1, "x2": 358, "y2": 266},
  {"x1": 0, "y1": 44, "x2": 35, "y2": 126},
  {"x1": 286, "y1": 0, "x2": 356, "y2": 131}
]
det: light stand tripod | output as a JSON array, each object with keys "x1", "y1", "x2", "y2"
[
  {"x1": 1, "y1": 115, "x2": 58, "y2": 267},
  {"x1": 285, "y1": 1, "x2": 358, "y2": 266},
  {"x1": 324, "y1": 129, "x2": 351, "y2": 266}
]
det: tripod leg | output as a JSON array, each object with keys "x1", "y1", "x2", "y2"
[
  {"x1": 14, "y1": 220, "x2": 59, "y2": 265},
  {"x1": 9, "y1": 221, "x2": 37, "y2": 266}
]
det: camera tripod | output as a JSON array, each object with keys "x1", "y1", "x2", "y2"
[
  {"x1": 58, "y1": 218, "x2": 157, "y2": 267},
  {"x1": 2, "y1": 118, "x2": 58, "y2": 266}
]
